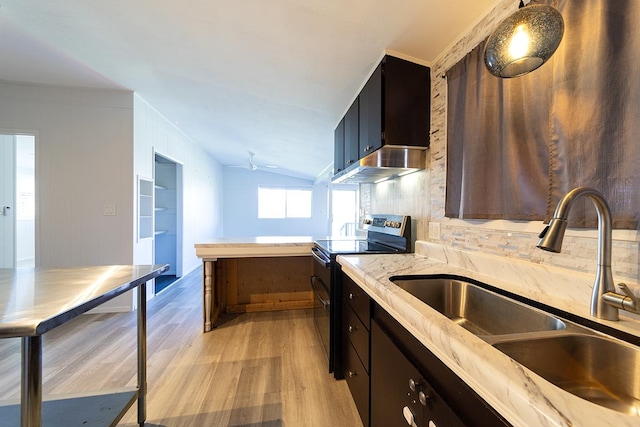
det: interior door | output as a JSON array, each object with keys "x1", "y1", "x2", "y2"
[{"x1": 0, "y1": 134, "x2": 15, "y2": 267}]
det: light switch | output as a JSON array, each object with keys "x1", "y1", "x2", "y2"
[{"x1": 103, "y1": 205, "x2": 117, "y2": 216}]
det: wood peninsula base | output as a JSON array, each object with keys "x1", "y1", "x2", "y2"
[
  {"x1": 195, "y1": 236, "x2": 316, "y2": 332},
  {"x1": 218, "y1": 256, "x2": 314, "y2": 313},
  {"x1": 202, "y1": 256, "x2": 314, "y2": 331}
]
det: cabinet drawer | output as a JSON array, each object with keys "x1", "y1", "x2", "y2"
[
  {"x1": 344, "y1": 340, "x2": 370, "y2": 427},
  {"x1": 343, "y1": 303, "x2": 370, "y2": 371},
  {"x1": 343, "y1": 275, "x2": 370, "y2": 326}
]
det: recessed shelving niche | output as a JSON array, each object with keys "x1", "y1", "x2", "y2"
[{"x1": 138, "y1": 176, "x2": 154, "y2": 240}]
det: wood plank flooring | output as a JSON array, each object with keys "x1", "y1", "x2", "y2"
[{"x1": 0, "y1": 268, "x2": 363, "y2": 427}]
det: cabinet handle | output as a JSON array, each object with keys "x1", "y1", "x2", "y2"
[
  {"x1": 409, "y1": 378, "x2": 419, "y2": 392},
  {"x1": 348, "y1": 293, "x2": 356, "y2": 300},
  {"x1": 348, "y1": 325, "x2": 357, "y2": 333},
  {"x1": 364, "y1": 145, "x2": 372, "y2": 152},
  {"x1": 348, "y1": 370, "x2": 358, "y2": 378}
]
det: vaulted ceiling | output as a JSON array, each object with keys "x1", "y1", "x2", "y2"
[{"x1": 0, "y1": 0, "x2": 499, "y2": 179}]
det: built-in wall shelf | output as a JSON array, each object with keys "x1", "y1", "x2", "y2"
[
  {"x1": 138, "y1": 177, "x2": 154, "y2": 240},
  {"x1": 154, "y1": 155, "x2": 181, "y2": 285}
]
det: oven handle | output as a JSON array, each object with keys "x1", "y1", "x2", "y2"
[
  {"x1": 311, "y1": 247, "x2": 331, "y2": 268},
  {"x1": 311, "y1": 276, "x2": 330, "y2": 309}
]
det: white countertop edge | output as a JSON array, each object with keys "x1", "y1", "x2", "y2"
[
  {"x1": 337, "y1": 252, "x2": 640, "y2": 427},
  {"x1": 194, "y1": 237, "x2": 315, "y2": 258}
]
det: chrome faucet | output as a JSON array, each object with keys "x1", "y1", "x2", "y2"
[{"x1": 537, "y1": 187, "x2": 639, "y2": 320}]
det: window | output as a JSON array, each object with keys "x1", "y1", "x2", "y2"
[{"x1": 258, "y1": 187, "x2": 312, "y2": 219}]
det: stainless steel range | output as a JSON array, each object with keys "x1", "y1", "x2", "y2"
[{"x1": 311, "y1": 214, "x2": 411, "y2": 379}]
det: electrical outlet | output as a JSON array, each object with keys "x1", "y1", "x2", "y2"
[
  {"x1": 103, "y1": 205, "x2": 116, "y2": 216},
  {"x1": 428, "y1": 222, "x2": 441, "y2": 239}
]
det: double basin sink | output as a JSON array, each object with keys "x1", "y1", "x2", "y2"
[{"x1": 390, "y1": 275, "x2": 640, "y2": 415}]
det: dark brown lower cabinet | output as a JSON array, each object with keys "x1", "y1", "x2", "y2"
[
  {"x1": 371, "y1": 320, "x2": 464, "y2": 427},
  {"x1": 343, "y1": 339, "x2": 370, "y2": 426},
  {"x1": 342, "y1": 274, "x2": 371, "y2": 427}
]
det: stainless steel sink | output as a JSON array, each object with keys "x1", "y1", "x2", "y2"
[
  {"x1": 390, "y1": 276, "x2": 566, "y2": 337},
  {"x1": 390, "y1": 275, "x2": 640, "y2": 415},
  {"x1": 494, "y1": 335, "x2": 640, "y2": 415}
]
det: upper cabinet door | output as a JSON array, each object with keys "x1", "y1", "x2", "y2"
[
  {"x1": 334, "y1": 118, "x2": 345, "y2": 175},
  {"x1": 344, "y1": 97, "x2": 360, "y2": 167},
  {"x1": 358, "y1": 56, "x2": 431, "y2": 158},
  {"x1": 359, "y1": 63, "x2": 383, "y2": 157},
  {"x1": 383, "y1": 56, "x2": 431, "y2": 148}
]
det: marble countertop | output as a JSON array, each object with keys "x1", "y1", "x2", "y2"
[
  {"x1": 194, "y1": 236, "x2": 317, "y2": 259},
  {"x1": 337, "y1": 242, "x2": 640, "y2": 427},
  {"x1": 0, "y1": 264, "x2": 168, "y2": 338}
]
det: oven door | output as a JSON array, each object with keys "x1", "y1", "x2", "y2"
[
  {"x1": 311, "y1": 274, "x2": 330, "y2": 362},
  {"x1": 311, "y1": 247, "x2": 332, "y2": 369}
]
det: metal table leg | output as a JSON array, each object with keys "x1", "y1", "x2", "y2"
[
  {"x1": 21, "y1": 335, "x2": 42, "y2": 427},
  {"x1": 137, "y1": 282, "x2": 147, "y2": 426}
]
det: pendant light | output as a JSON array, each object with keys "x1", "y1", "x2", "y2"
[{"x1": 484, "y1": 1, "x2": 564, "y2": 78}]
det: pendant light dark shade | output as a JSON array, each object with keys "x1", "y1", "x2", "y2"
[{"x1": 484, "y1": 4, "x2": 564, "y2": 78}]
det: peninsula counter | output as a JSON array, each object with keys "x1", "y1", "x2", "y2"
[{"x1": 195, "y1": 237, "x2": 316, "y2": 331}]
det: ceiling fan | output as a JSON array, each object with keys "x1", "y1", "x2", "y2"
[{"x1": 229, "y1": 151, "x2": 278, "y2": 171}]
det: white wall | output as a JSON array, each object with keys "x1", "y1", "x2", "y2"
[
  {"x1": 0, "y1": 82, "x2": 224, "y2": 311},
  {"x1": 0, "y1": 81, "x2": 135, "y2": 268},
  {"x1": 223, "y1": 167, "x2": 328, "y2": 237},
  {"x1": 133, "y1": 95, "x2": 223, "y2": 276}
]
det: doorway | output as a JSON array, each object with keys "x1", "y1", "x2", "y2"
[
  {"x1": 154, "y1": 153, "x2": 183, "y2": 294},
  {"x1": 330, "y1": 184, "x2": 359, "y2": 237},
  {"x1": 1, "y1": 134, "x2": 35, "y2": 268}
]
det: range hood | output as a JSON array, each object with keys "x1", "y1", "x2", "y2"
[{"x1": 331, "y1": 145, "x2": 427, "y2": 184}]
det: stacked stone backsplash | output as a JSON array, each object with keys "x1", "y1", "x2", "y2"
[{"x1": 360, "y1": 0, "x2": 640, "y2": 284}]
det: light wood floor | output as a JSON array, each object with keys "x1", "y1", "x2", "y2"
[{"x1": 0, "y1": 268, "x2": 363, "y2": 427}]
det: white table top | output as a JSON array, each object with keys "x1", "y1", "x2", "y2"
[
  {"x1": 0, "y1": 265, "x2": 168, "y2": 338},
  {"x1": 194, "y1": 236, "x2": 316, "y2": 258}
]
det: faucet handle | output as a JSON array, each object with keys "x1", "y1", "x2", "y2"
[
  {"x1": 618, "y1": 283, "x2": 639, "y2": 305},
  {"x1": 538, "y1": 225, "x2": 550, "y2": 239}
]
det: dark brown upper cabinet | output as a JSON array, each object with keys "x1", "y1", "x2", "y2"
[
  {"x1": 344, "y1": 98, "x2": 360, "y2": 168},
  {"x1": 332, "y1": 55, "x2": 430, "y2": 182},
  {"x1": 334, "y1": 118, "x2": 345, "y2": 175},
  {"x1": 359, "y1": 55, "x2": 431, "y2": 156}
]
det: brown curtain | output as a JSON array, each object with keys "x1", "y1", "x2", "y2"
[
  {"x1": 446, "y1": 41, "x2": 550, "y2": 220},
  {"x1": 549, "y1": 0, "x2": 640, "y2": 228},
  {"x1": 446, "y1": 0, "x2": 640, "y2": 229}
]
